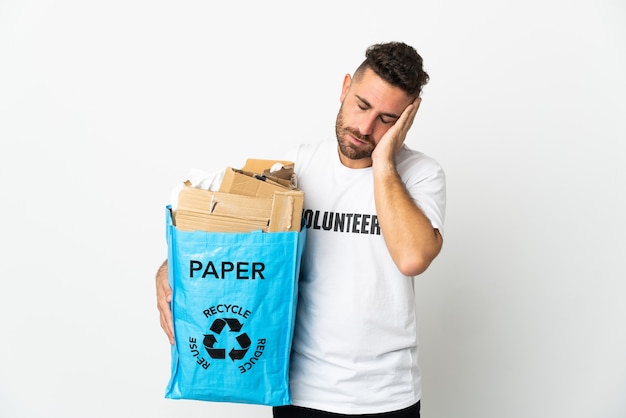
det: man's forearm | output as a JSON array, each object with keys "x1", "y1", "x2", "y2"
[{"x1": 373, "y1": 164, "x2": 442, "y2": 276}]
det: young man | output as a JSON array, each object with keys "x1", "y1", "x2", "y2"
[{"x1": 156, "y1": 42, "x2": 446, "y2": 418}]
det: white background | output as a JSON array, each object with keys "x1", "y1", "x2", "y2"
[{"x1": 1, "y1": 1, "x2": 625, "y2": 417}]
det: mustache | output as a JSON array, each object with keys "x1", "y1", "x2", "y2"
[{"x1": 344, "y1": 127, "x2": 373, "y2": 145}]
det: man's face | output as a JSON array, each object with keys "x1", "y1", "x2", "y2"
[{"x1": 335, "y1": 68, "x2": 414, "y2": 167}]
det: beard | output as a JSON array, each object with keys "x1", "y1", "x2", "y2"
[{"x1": 335, "y1": 105, "x2": 375, "y2": 160}]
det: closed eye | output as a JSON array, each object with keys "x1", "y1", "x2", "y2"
[
  {"x1": 355, "y1": 95, "x2": 399, "y2": 124},
  {"x1": 380, "y1": 115, "x2": 396, "y2": 124}
]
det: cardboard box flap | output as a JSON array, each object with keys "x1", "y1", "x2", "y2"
[
  {"x1": 220, "y1": 167, "x2": 297, "y2": 198},
  {"x1": 268, "y1": 190, "x2": 305, "y2": 232},
  {"x1": 242, "y1": 159, "x2": 296, "y2": 187},
  {"x1": 242, "y1": 159, "x2": 294, "y2": 175},
  {"x1": 177, "y1": 187, "x2": 273, "y2": 218},
  {"x1": 175, "y1": 210, "x2": 268, "y2": 233}
]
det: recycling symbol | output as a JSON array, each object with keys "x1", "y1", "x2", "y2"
[{"x1": 203, "y1": 318, "x2": 251, "y2": 361}]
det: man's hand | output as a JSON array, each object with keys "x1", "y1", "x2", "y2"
[
  {"x1": 372, "y1": 97, "x2": 421, "y2": 164},
  {"x1": 156, "y1": 260, "x2": 175, "y2": 345},
  {"x1": 370, "y1": 96, "x2": 442, "y2": 276}
]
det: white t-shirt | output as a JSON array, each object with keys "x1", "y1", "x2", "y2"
[{"x1": 285, "y1": 140, "x2": 446, "y2": 414}]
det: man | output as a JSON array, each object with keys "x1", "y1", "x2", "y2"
[{"x1": 157, "y1": 41, "x2": 446, "y2": 418}]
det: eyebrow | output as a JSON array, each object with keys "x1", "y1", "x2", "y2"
[{"x1": 356, "y1": 95, "x2": 401, "y2": 120}]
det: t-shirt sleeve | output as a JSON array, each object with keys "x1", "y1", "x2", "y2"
[{"x1": 405, "y1": 157, "x2": 446, "y2": 237}]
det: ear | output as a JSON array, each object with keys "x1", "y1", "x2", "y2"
[{"x1": 340, "y1": 73, "x2": 352, "y2": 102}]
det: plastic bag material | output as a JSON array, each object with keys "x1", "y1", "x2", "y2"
[{"x1": 164, "y1": 206, "x2": 305, "y2": 406}]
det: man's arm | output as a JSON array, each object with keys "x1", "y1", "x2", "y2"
[
  {"x1": 373, "y1": 165, "x2": 442, "y2": 276},
  {"x1": 371, "y1": 100, "x2": 443, "y2": 276},
  {"x1": 156, "y1": 259, "x2": 175, "y2": 344}
]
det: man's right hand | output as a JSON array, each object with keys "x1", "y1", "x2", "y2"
[{"x1": 156, "y1": 260, "x2": 175, "y2": 344}]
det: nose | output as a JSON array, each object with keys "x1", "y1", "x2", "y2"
[{"x1": 357, "y1": 113, "x2": 377, "y2": 136}]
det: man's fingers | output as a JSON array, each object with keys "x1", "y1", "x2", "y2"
[
  {"x1": 156, "y1": 278, "x2": 175, "y2": 344},
  {"x1": 161, "y1": 317, "x2": 174, "y2": 345},
  {"x1": 158, "y1": 300, "x2": 175, "y2": 344},
  {"x1": 413, "y1": 96, "x2": 422, "y2": 111}
]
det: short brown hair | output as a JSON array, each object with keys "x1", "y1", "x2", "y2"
[{"x1": 354, "y1": 42, "x2": 430, "y2": 97}]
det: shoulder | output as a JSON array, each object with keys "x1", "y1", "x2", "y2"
[
  {"x1": 293, "y1": 140, "x2": 334, "y2": 158},
  {"x1": 285, "y1": 140, "x2": 336, "y2": 173},
  {"x1": 396, "y1": 145, "x2": 445, "y2": 181}
]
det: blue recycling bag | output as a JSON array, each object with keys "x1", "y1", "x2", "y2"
[{"x1": 164, "y1": 206, "x2": 305, "y2": 406}]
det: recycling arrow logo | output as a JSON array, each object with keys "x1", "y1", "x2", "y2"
[{"x1": 203, "y1": 318, "x2": 251, "y2": 361}]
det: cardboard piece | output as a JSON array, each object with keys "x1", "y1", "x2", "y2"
[
  {"x1": 220, "y1": 159, "x2": 297, "y2": 197},
  {"x1": 174, "y1": 159, "x2": 304, "y2": 233}
]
